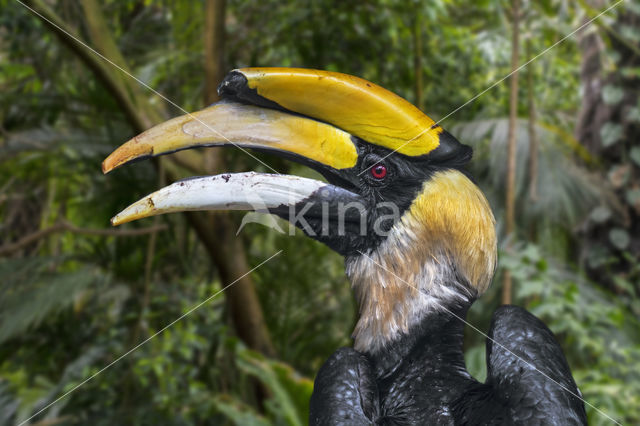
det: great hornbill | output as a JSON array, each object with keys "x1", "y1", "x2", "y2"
[{"x1": 103, "y1": 68, "x2": 587, "y2": 425}]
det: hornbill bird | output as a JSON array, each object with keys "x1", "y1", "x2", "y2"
[{"x1": 103, "y1": 68, "x2": 587, "y2": 425}]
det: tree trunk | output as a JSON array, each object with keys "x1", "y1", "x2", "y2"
[
  {"x1": 79, "y1": 0, "x2": 158, "y2": 126},
  {"x1": 502, "y1": 0, "x2": 520, "y2": 305},
  {"x1": 575, "y1": 1, "x2": 606, "y2": 155},
  {"x1": 526, "y1": 40, "x2": 538, "y2": 205},
  {"x1": 575, "y1": 1, "x2": 640, "y2": 293},
  {"x1": 413, "y1": 11, "x2": 423, "y2": 111},
  {"x1": 25, "y1": 0, "x2": 275, "y2": 356},
  {"x1": 202, "y1": 0, "x2": 276, "y2": 357},
  {"x1": 204, "y1": 0, "x2": 226, "y2": 106}
]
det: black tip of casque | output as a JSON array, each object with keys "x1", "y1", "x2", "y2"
[
  {"x1": 217, "y1": 70, "x2": 247, "y2": 98},
  {"x1": 428, "y1": 130, "x2": 473, "y2": 168},
  {"x1": 217, "y1": 70, "x2": 288, "y2": 112}
]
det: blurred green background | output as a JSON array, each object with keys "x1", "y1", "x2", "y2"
[{"x1": 1, "y1": 0, "x2": 639, "y2": 425}]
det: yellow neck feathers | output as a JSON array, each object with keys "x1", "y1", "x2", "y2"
[
  {"x1": 408, "y1": 169, "x2": 497, "y2": 294},
  {"x1": 347, "y1": 169, "x2": 497, "y2": 353}
]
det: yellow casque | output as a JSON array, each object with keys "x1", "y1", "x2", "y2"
[{"x1": 237, "y1": 68, "x2": 443, "y2": 157}]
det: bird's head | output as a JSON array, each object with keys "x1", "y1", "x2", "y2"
[{"x1": 104, "y1": 68, "x2": 497, "y2": 353}]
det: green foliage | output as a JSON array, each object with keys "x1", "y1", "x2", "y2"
[
  {"x1": 600, "y1": 122, "x2": 623, "y2": 147},
  {"x1": 499, "y1": 243, "x2": 640, "y2": 425},
  {"x1": 453, "y1": 117, "x2": 609, "y2": 249},
  {"x1": 245, "y1": 207, "x2": 354, "y2": 375},
  {"x1": 1, "y1": 0, "x2": 639, "y2": 425},
  {"x1": 601, "y1": 84, "x2": 624, "y2": 105},
  {"x1": 213, "y1": 396, "x2": 271, "y2": 426},
  {"x1": 214, "y1": 344, "x2": 313, "y2": 426},
  {"x1": 0, "y1": 257, "x2": 110, "y2": 343}
]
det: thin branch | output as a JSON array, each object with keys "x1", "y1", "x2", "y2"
[
  {"x1": 201, "y1": 0, "x2": 276, "y2": 357},
  {"x1": 124, "y1": 165, "x2": 165, "y2": 412},
  {"x1": 413, "y1": 10, "x2": 424, "y2": 111},
  {"x1": 527, "y1": 39, "x2": 539, "y2": 203},
  {"x1": 502, "y1": 0, "x2": 520, "y2": 305},
  {"x1": 0, "y1": 221, "x2": 167, "y2": 256},
  {"x1": 204, "y1": 0, "x2": 226, "y2": 105}
]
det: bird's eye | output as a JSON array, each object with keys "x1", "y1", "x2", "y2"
[{"x1": 370, "y1": 163, "x2": 387, "y2": 180}]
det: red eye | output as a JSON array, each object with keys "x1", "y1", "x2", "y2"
[{"x1": 370, "y1": 164, "x2": 387, "y2": 179}]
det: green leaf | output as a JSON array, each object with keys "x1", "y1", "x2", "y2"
[
  {"x1": 625, "y1": 188, "x2": 640, "y2": 207},
  {"x1": 600, "y1": 122, "x2": 623, "y2": 147},
  {"x1": 620, "y1": 24, "x2": 640, "y2": 44},
  {"x1": 621, "y1": 67, "x2": 640, "y2": 79},
  {"x1": 464, "y1": 345, "x2": 486, "y2": 382},
  {"x1": 590, "y1": 206, "x2": 612, "y2": 223},
  {"x1": 0, "y1": 258, "x2": 107, "y2": 344},
  {"x1": 602, "y1": 85, "x2": 624, "y2": 105},
  {"x1": 213, "y1": 395, "x2": 271, "y2": 426},
  {"x1": 0, "y1": 381, "x2": 19, "y2": 425},
  {"x1": 608, "y1": 164, "x2": 631, "y2": 188},
  {"x1": 628, "y1": 1, "x2": 640, "y2": 14},
  {"x1": 627, "y1": 107, "x2": 640, "y2": 123},
  {"x1": 236, "y1": 347, "x2": 310, "y2": 426},
  {"x1": 612, "y1": 275, "x2": 635, "y2": 295},
  {"x1": 609, "y1": 228, "x2": 630, "y2": 250},
  {"x1": 631, "y1": 147, "x2": 640, "y2": 166}
]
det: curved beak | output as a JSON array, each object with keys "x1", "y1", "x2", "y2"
[
  {"x1": 102, "y1": 101, "x2": 358, "y2": 174},
  {"x1": 104, "y1": 102, "x2": 364, "y2": 230}
]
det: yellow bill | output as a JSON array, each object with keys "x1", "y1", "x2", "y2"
[{"x1": 102, "y1": 101, "x2": 358, "y2": 174}]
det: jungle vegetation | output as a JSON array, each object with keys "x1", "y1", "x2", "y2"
[{"x1": 1, "y1": 0, "x2": 639, "y2": 425}]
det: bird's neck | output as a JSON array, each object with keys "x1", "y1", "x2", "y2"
[
  {"x1": 370, "y1": 302, "x2": 471, "y2": 380},
  {"x1": 345, "y1": 244, "x2": 476, "y2": 359},
  {"x1": 344, "y1": 170, "x2": 497, "y2": 376}
]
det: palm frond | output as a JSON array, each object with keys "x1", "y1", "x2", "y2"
[
  {"x1": 0, "y1": 256, "x2": 110, "y2": 344},
  {"x1": 452, "y1": 118, "x2": 615, "y2": 230}
]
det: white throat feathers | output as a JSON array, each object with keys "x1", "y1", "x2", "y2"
[{"x1": 346, "y1": 170, "x2": 497, "y2": 354}]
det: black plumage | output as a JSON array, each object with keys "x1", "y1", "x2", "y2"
[{"x1": 310, "y1": 305, "x2": 587, "y2": 425}]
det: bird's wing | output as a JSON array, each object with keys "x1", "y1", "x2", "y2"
[
  {"x1": 483, "y1": 305, "x2": 587, "y2": 425},
  {"x1": 309, "y1": 347, "x2": 379, "y2": 425}
]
